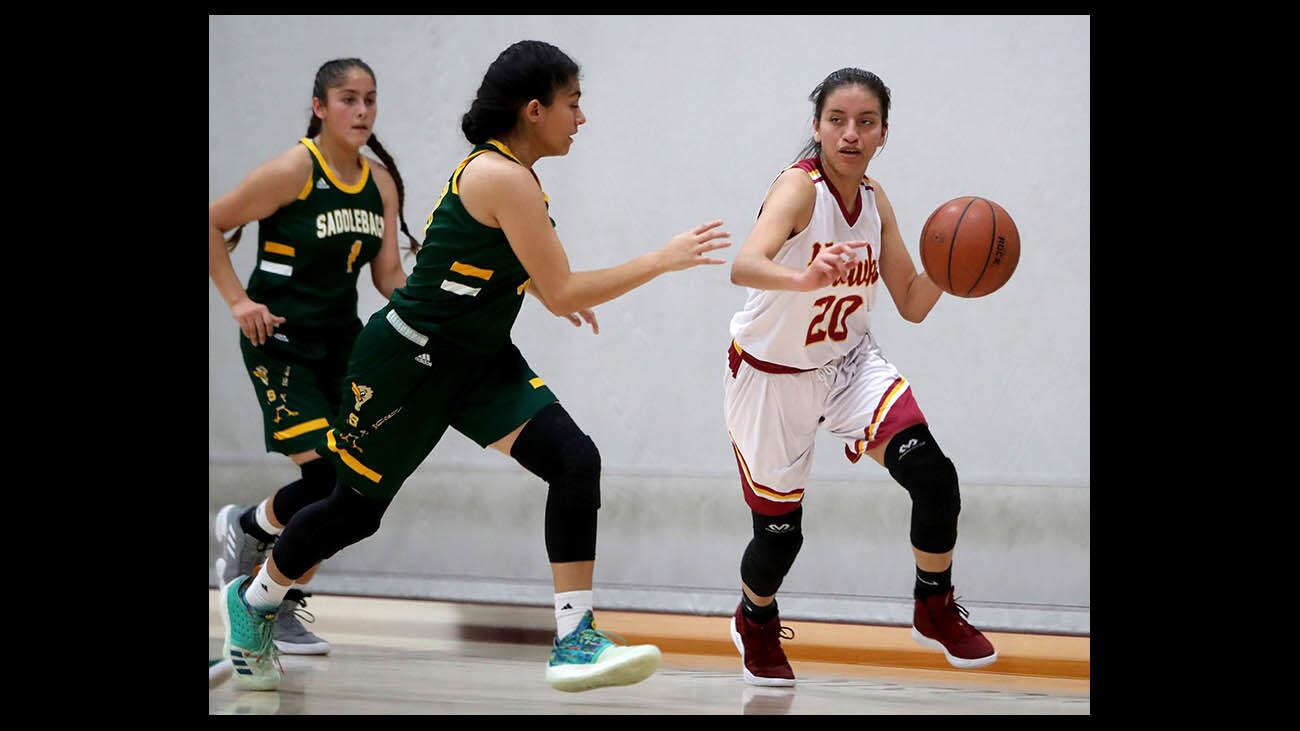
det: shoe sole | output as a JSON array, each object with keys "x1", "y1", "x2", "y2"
[
  {"x1": 214, "y1": 504, "x2": 239, "y2": 586},
  {"x1": 911, "y1": 626, "x2": 998, "y2": 669},
  {"x1": 275, "y1": 639, "x2": 331, "y2": 655},
  {"x1": 209, "y1": 659, "x2": 234, "y2": 690},
  {"x1": 546, "y1": 645, "x2": 661, "y2": 692},
  {"x1": 730, "y1": 616, "x2": 796, "y2": 687},
  {"x1": 219, "y1": 577, "x2": 281, "y2": 691}
]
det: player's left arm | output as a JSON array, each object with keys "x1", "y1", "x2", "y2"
[
  {"x1": 875, "y1": 179, "x2": 943, "y2": 323},
  {"x1": 526, "y1": 281, "x2": 599, "y2": 334},
  {"x1": 368, "y1": 161, "x2": 408, "y2": 299}
]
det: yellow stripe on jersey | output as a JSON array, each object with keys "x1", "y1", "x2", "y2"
[
  {"x1": 450, "y1": 150, "x2": 495, "y2": 195},
  {"x1": 264, "y1": 241, "x2": 296, "y2": 257},
  {"x1": 529, "y1": 378, "x2": 545, "y2": 389},
  {"x1": 517, "y1": 279, "x2": 531, "y2": 295},
  {"x1": 866, "y1": 379, "x2": 909, "y2": 443},
  {"x1": 301, "y1": 137, "x2": 370, "y2": 193},
  {"x1": 482, "y1": 139, "x2": 548, "y2": 204},
  {"x1": 272, "y1": 418, "x2": 329, "y2": 441},
  {"x1": 484, "y1": 138, "x2": 523, "y2": 163},
  {"x1": 450, "y1": 261, "x2": 494, "y2": 280},
  {"x1": 326, "y1": 429, "x2": 382, "y2": 483},
  {"x1": 297, "y1": 173, "x2": 313, "y2": 200}
]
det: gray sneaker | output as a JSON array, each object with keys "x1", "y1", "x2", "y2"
[
  {"x1": 274, "y1": 590, "x2": 331, "y2": 655},
  {"x1": 214, "y1": 504, "x2": 272, "y2": 587}
]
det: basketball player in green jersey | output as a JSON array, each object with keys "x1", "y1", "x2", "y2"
[
  {"x1": 209, "y1": 58, "x2": 418, "y2": 660},
  {"x1": 218, "y1": 40, "x2": 732, "y2": 692}
]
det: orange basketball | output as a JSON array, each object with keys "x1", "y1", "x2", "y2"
[{"x1": 919, "y1": 197, "x2": 1020, "y2": 297}]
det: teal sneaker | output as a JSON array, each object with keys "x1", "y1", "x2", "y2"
[
  {"x1": 545, "y1": 610, "x2": 661, "y2": 692},
  {"x1": 220, "y1": 576, "x2": 282, "y2": 691}
]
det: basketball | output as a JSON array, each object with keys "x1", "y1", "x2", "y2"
[{"x1": 919, "y1": 197, "x2": 1021, "y2": 297}]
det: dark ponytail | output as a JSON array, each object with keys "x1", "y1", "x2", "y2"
[
  {"x1": 364, "y1": 133, "x2": 420, "y2": 254},
  {"x1": 461, "y1": 40, "x2": 580, "y2": 145}
]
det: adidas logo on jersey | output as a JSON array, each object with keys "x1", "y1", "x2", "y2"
[
  {"x1": 414, "y1": 353, "x2": 432, "y2": 367},
  {"x1": 316, "y1": 178, "x2": 330, "y2": 190}
]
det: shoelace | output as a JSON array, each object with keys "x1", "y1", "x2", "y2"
[
  {"x1": 750, "y1": 621, "x2": 794, "y2": 663},
  {"x1": 282, "y1": 592, "x2": 317, "y2": 624},
  {"x1": 755, "y1": 618, "x2": 795, "y2": 642},
  {"x1": 945, "y1": 596, "x2": 979, "y2": 637},
  {"x1": 246, "y1": 609, "x2": 285, "y2": 674}
]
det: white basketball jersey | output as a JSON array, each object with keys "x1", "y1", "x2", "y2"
[{"x1": 729, "y1": 158, "x2": 883, "y2": 370}]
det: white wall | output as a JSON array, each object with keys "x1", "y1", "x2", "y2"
[{"x1": 209, "y1": 15, "x2": 1089, "y2": 631}]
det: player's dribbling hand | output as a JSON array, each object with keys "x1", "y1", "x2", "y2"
[
  {"x1": 232, "y1": 298, "x2": 286, "y2": 346},
  {"x1": 658, "y1": 219, "x2": 731, "y2": 272},
  {"x1": 793, "y1": 240, "x2": 870, "y2": 291},
  {"x1": 561, "y1": 308, "x2": 600, "y2": 335}
]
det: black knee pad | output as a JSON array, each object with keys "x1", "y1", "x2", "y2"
[
  {"x1": 271, "y1": 480, "x2": 389, "y2": 579},
  {"x1": 271, "y1": 458, "x2": 337, "y2": 525},
  {"x1": 884, "y1": 424, "x2": 961, "y2": 554},
  {"x1": 511, "y1": 402, "x2": 601, "y2": 563},
  {"x1": 740, "y1": 507, "x2": 805, "y2": 597}
]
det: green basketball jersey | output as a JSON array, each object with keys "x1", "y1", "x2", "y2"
[
  {"x1": 389, "y1": 140, "x2": 554, "y2": 353},
  {"x1": 246, "y1": 138, "x2": 385, "y2": 333}
]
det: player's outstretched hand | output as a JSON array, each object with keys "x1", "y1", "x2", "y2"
[{"x1": 658, "y1": 219, "x2": 731, "y2": 272}]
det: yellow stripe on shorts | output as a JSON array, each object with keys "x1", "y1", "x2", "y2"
[
  {"x1": 272, "y1": 418, "x2": 329, "y2": 440},
  {"x1": 326, "y1": 429, "x2": 382, "y2": 483}
]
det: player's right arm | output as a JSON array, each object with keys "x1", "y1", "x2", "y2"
[
  {"x1": 209, "y1": 146, "x2": 310, "y2": 345},
  {"x1": 460, "y1": 155, "x2": 730, "y2": 316},
  {"x1": 730, "y1": 169, "x2": 866, "y2": 292}
]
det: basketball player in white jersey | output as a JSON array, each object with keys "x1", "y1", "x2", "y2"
[{"x1": 723, "y1": 68, "x2": 997, "y2": 685}]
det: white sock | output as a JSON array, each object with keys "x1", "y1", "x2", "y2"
[
  {"x1": 255, "y1": 499, "x2": 283, "y2": 537},
  {"x1": 555, "y1": 590, "x2": 593, "y2": 639},
  {"x1": 243, "y1": 563, "x2": 292, "y2": 611}
]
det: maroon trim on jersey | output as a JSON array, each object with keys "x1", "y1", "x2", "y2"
[
  {"x1": 728, "y1": 341, "x2": 814, "y2": 375},
  {"x1": 792, "y1": 157, "x2": 820, "y2": 175},
  {"x1": 792, "y1": 157, "x2": 864, "y2": 227}
]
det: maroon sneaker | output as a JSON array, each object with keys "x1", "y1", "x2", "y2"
[
  {"x1": 729, "y1": 602, "x2": 796, "y2": 686},
  {"x1": 912, "y1": 588, "x2": 998, "y2": 668}
]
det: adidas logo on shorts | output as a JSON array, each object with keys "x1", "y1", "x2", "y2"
[{"x1": 414, "y1": 353, "x2": 432, "y2": 367}]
